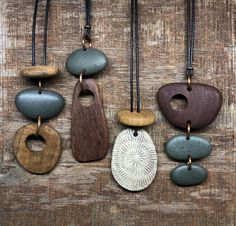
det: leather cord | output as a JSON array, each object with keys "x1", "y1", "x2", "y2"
[
  {"x1": 32, "y1": 0, "x2": 50, "y2": 66},
  {"x1": 84, "y1": 0, "x2": 92, "y2": 43},
  {"x1": 32, "y1": 0, "x2": 39, "y2": 66},
  {"x1": 130, "y1": 0, "x2": 140, "y2": 113},
  {"x1": 43, "y1": 0, "x2": 50, "y2": 65},
  {"x1": 186, "y1": 0, "x2": 195, "y2": 77}
]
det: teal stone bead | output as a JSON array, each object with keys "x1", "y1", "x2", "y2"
[
  {"x1": 170, "y1": 164, "x2": 208, "y2": 186},
  {"x1": 66, "y1": 47, "x2": 108, "y2": 76},
  {"x1": 166, "y1": 135, "x2": 212, "y2": 161},
  {"x1": 15, "y1": 88, "x2": 65, "y2": 120}
]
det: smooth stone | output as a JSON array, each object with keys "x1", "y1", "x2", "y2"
[
  {"x1": 171, "y1": 164, "x2": 208, "y2": 186},
  {"x1": 20, "y1": 66, "x2": 60, "y2": 79},
  {"x1": 166, "y1": 135, "x2": 212, "y2": 161},
  {"x1": 157, "y1": 83, "x2": 222, "y2": 129},
  {"x1": 66, "y1": 47, "x2": 108, "y2": 76},
  {"x1": 15, "y1": 88, "x2": 65, "y2": 120},
  {"x1": 117, "y1": 109, "x2": 156, "y2": 127}
]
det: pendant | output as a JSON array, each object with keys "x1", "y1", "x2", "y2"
[
  {"x1": 13, "y1": 123, "x2": 61, "y2": 174},
  {"x1": 111, "y1": 129, "x2": 157, "y2": 191},
  {"x1": 66, "y1": 45, "x2": 109, "y2": 162},
  {"x1": 71, "y1": 79, "x2": 109, "y2": 162},
  {"x1": 157, "y1": 83, "x2": 222, "y2": 186},
  {"x1": 14, "y1": 66, "x2": 64, "y2": 174}
]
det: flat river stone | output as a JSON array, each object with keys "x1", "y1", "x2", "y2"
[
  {"x1": 66, "y1": 47, "x2": 108, "y2": 76},
  {"x1": 15, "y1": 88, "x2": 64, "y2": 120},
  {"x1": 171, "y1": 164, "x2": 208, "y2": 186},
  {"x1": 166, "y1": 135, "x2": 212, "y2": 161}
]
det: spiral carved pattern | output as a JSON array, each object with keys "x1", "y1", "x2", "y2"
[{"x1": 111, "y1": 129, "x2": 157, "y2": 191}]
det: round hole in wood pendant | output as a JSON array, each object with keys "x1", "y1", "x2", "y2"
[
  {"x1": 13, "y1": 123, "x2": 61, "y2": 174},
  {"x1": 79, "y1": 89, "x2": 95, "y2": 107},
  {"x1": 26, "y1": 134, "x2": 46, "y2": 152},
  {"x1": 170, "y1": 94, "x2": 188, "y2": 111}
]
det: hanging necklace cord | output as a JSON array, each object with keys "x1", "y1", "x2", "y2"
[
  {"x1": 32, "y1": 0, "x2": 51, "y2": 66},
  {"x1": 186, "y1": 0, "x2": 195, "y2": 79},
  {"x1": 130, "y1": 0, "x2": 140, "y2": 113},
  {"x1": 83, "y1": 0, "x2": 92, "y2": 44}
]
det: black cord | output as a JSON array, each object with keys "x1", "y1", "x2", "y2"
[
  {"x1": 32, "y1": 0, "x2": 39, "y2": 66},
  {"x1": 32, "y1": 0, "x2": 50, "y2": 66},
  {"x1": 130, "y1": 0, "x2": 140, "y2": 113},
  {"x1": 130, "y1": 0, "x2": 134, "y2": 112},
  {"x1": 43, "y1": 0, "x2": 50, "y2": 65},
  {"x1": 84, "y1": 0, "x2": 91, "y2": 42},
  {"x1": 186, "y1": 0, "x2": 195, "y2": 77}
]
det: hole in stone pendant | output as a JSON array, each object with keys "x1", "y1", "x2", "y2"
[
  {"x1": 170, "y1": 94, "x2": 188, "y2": 111},
  {"x1": 133, "y1": 130, "x2": 138, "y2": 137},
  {"x1": 26, "y1": 134, "x2": 46, "y2": 152},
  {"x1": 79, "y1": 89, "x2": 95, "y2": 107},
  {"x1": 187, "y1": 86, "x2": 192, "y2": 91}
]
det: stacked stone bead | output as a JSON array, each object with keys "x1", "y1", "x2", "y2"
[
  {"x1": 16, "y1": 66, "x2": 64, "y2": 120},
  {"x1": 14, "y1": 65, "x2": 65, "y2": 174},
  {"x1": 165, "y1": 135, "x2": 212, "y2": 186},
  {"x1": 66, "y1": 46, "x2": 109, "y2": 163},
  {"x1": 157, "y1": 83, "x2": 222, "y2": 186}
]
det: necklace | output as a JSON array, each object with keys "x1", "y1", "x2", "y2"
[
  {"x1": 13, "y1": 0, "x2": 65, "y2": 174},
  {"x1": 111, "y1": 0, "x2": 157, "y2": 191},
  {"x1": 66, "y1": 0, "x2": 109, "y2": 162},
  {"x1": 157, "y1": 0, "x2": 222, "y2": 186}
]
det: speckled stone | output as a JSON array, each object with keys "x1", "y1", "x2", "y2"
[
  {"x1": 170, "y1": 164, "x2": 208, "y2": 186},
  {"x1": 15, "y1": 88, "x2": 64, "y2": 120},
  {"x1": 166, "y1": 135, "x2": 212, "y2": 161},
  {"x1": 66, "y1": 47, "x2": 108, "y2": 76}
]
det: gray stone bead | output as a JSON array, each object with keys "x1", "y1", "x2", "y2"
[
  {"x1": 66, "y1": 47, "x2": 108, "y2": 76},
  {"x1": 15, "y1": 88, "x2": 65, "y2": 120},
  {"x1": 170, "y1": 164, "x2": 208, "y2": 186},
  {"x1": 166, "y1": 135, "x2": 212, "y2": 161}
]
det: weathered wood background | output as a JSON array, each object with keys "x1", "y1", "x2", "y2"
[{"x1": 0, "y1": 0, "x2": 235, "y2": 225}]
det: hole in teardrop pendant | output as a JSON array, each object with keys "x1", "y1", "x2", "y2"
[{"x1": 79, "y1": 89, "x2": 95, "y2": 107}]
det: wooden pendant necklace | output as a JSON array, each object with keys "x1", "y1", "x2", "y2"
[
  {"x1": 13, "y1": 0, "x2": 64, "y2": 174},
  {"x1": 111, "y1": 0, "x2": 157, "y2": 191},
  {"x1": 66, "y1": 0, "x2": 109, "y2": 162},
  {"x1": 157, "y1": 0, "x2": 222, "y2": 186}
]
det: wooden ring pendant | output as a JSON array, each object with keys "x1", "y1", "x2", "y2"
[{"x1": 13, "y1": 123, "x2": 61, "y2": 174}]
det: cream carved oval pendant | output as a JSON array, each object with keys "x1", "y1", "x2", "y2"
[{"x1": 111, "y1": 129, "x2": 157, "y2": 191}]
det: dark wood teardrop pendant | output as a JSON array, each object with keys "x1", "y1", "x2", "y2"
[{"x1": 71, "y1": 79, "x2": 109, "y2": 162}]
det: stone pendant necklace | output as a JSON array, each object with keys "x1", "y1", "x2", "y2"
[
  {"x1": 111, "y1": 0, "x2": 157, "y2": 191},
  {"x1": 66, "y1": 0, "x2": 109, "y2": 162},
  {"x1": 13, "y1": 0, "x2": 65, "y2": 174},
  {"x1": 157, "y1": 0, "x2": 222, "y2": 186}
]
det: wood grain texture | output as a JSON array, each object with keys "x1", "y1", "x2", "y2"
[
  {"x1": 0, "y1": 0, "x2": 235, "y2": 226},
  {"x1": 13, "y1": 123, "x2": 61, "y2": 174},
  {"x1": 20, "y1": 65, "x2": 60, "y2": 79},
  {"x1": 157, "y1": 83, "x2": 222, "y2": 129},
  {"x1": 72, "y1": 79, "x2": 109, "y2": 162},
  {"x1": 117, "y1": 109, "x2": 156, "y2": 126}
]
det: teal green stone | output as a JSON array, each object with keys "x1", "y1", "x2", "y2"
[
  {"x1": 171, "y1": 164, "x2": 208, "y2": 186},
  {"x1": 15, "y1": 88, "x2": 65, "y2": 120},
  {"x1": 66, "y1": 47, "x2": 108, "y2": 76},
  {"x1": 166, "y1": 135, "x2": 212, "y2": 161}
]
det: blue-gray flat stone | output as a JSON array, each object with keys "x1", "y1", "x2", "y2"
[
  {"x1": 15, "y1": 88, "x2": 65, "y2": 120},
  {"x1": 66, "y1": 47, "x2": 108, "y2": 76},
  {"x1": 171, "y1": 164, "x2": 208, "y2": 186},
  {"x1": 166, "y1": 135, "x2": 212, "y2": 161}
]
